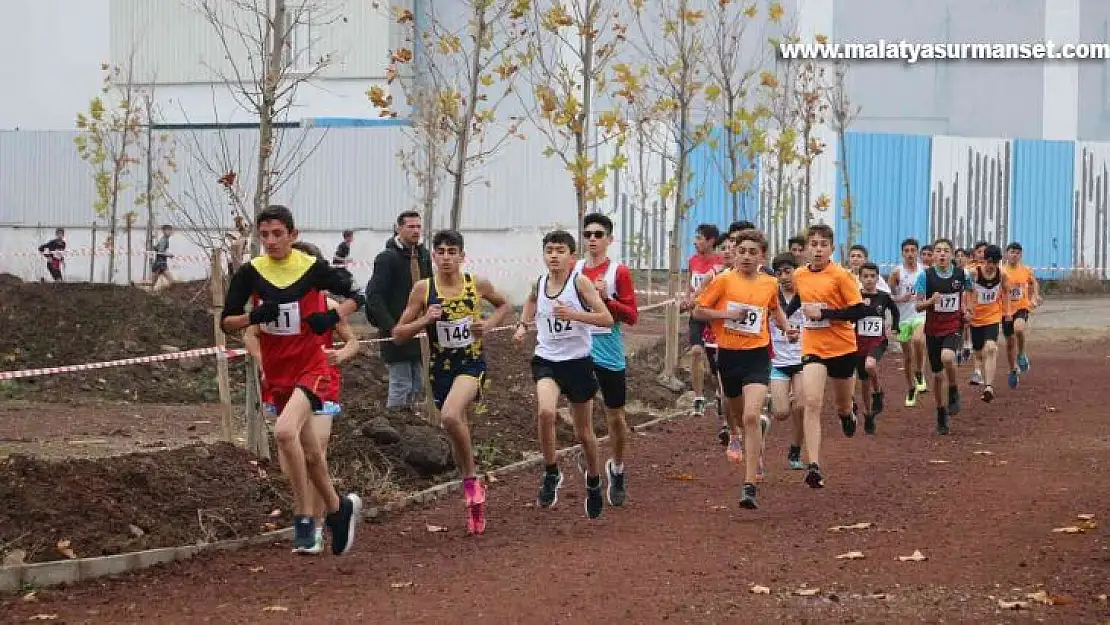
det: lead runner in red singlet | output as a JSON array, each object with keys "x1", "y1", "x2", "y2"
[{"x1": 222, "y1": 205, "x2": 364, "y2": 557}]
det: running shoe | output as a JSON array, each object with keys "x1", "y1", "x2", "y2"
[
  {"x1": 605, "y1": 458, "x2": 627, "y2": 507},
  {"x1": 291, "y1": 516, "x2": 316, "y2": 554},
  {"x1": 915, "y1": 373, "x2": 928, "y2": 393},
  {"x1": 981, "y1": 385, "x2": 995, "y2": 403},
  {"x1": 693, "y1": 396, "x2": 707, "y2": 416},
  {"x1": 947, "y1": 387, "x2": 961, "y2": 415},
  {"x1": 851, "y1": 398, "x2": 859, "y2": 417},
  {"x1": 804, "y1": 462, "x2": 824, "y2": 488},
  {"x1": 960, "y1": 347, "x2": 971, "y2": 364},
  {"x1": 864, "y1": 412, "x2": 876, "y2": 435},
  {"x1": 1017, "y1": 353, "x2": 1030, "y2": 373},
  {"x1": 715, "y1": 395, "x2": 723, "y2": 419},
  {"x1": 739, "y1": 482, "x2": 758, "y2": 509},
  {"x1": 756, "y1": 416, "x2": 770, "y2": 481},
  {"x1": 324, "y1": 493, "x2": 362, "y2": 556},
  {"x1": 1008, "y1": 369, "x2": 1019, "y2": 389},
  {"x1": 840, "y1": 412, "x2": 857, "y2": 437},
  {"x1": 787, "y1": 445, "x2": 804, "y2": 471},
  {"x1": 584, "y1": 480, "x2": 604, "y2": 519},
  {"x1": 727, "y1": 435, "x2": 743, "y2": 464},
  {"x1": 309, "y1": 527, "x2": 324, "y2": 555},
  {"x1": 970, "y1": 370, "x2": 983, "y2": 386},
  {"x1": 905, "y1": 387, "x2": 917, "y2": 407},
  {"x1": 936, "y1": 410, "x2": 950, "y2": 436},
  {"x1": 464, "y1": 477, "x2": 487, "y2": 535},
  {"x1": 717, "y1": 424, "x2": 730, "y2": 447},
  {"x1": 871, "y1": 390, "x2": 885, "y2": 416},
  {"x1": 537, "y1": 470, "x2": 564, "y2": 508}
]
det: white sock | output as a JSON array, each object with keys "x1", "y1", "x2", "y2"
[{"x1": 610, "y1": 461, "x2": 624, "y2": 474}]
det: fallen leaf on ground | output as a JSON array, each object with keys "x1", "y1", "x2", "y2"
[
  {"x1": 668, "y1": 473, "x2": 697, "y2": 481},
  {"x1": 1052, "y1": 526, "x2": 1086, "y2": 534},
  {"x1": 1026, "y1": 590, "x2": 1074, "y2": 605},
  {"x1": 865, "y1": 593, "x2": 887, "y2": 599},
  {"x1": 973, "y1": 450, "x2": 994, "y2": 456},
  {"x1": 262, "y1": 523, "x2": 278, "y2": 531},
  {"x1": 485, "y1": 473, "x2": 499, "y2": 483},
  {"x1": 997, "y1": 599, "x2": 1030, "y2": 610},
  {"x1": 1077, "y1": 514, "x2": 1095, "y2": 521},
  {"x1": 54, "y1": 539, "x2": 76, "y2": 560},
  {"x1": 249, "y1": 566, "x2": 264, "y2": 573},
  {"x1": 391, "y1": 581, "x2": 414, "y2": 589},
  {"x1": 3, "y1": 549, "x2": 26, "y2": 567},
  {"x1": 268, "y1": 509, "x2": 282, "y2": 518},
  {"x1": 836, "y1": 551, "x2": 866, "y2": 560},
  {"x1": 711, "y1": 505, "x2": 727, "y2": 511},
  {"x1": 128, "y1": 524, "x2": 144, "y2": 537},
  {"x1": 21, "y1": 591, "x2": 37, "y2": 602},
  {"x1": 794, "y1": 587, "x2": 821, "y2": 596},
  {"x1": 749, "y1": 585, "x2": 771, "y2": 594},
  {"x1": 927, "y1": 459, "x2": 950, "y2": 464},
  {"x1": 28, "y1": 615, "x2": 57, "y2": 621},
  {"x1": 1097, "y1": 594, "x2": 1107, "y2": 602},
  {"x1": 897, "y1": 550, "x2": 928, "y2": 562},
  {"x1": 827, "y1": 522, "x2": 872, "y2": 532},
  {"x1": 1045, "y1": 406, "x2": 1058, "y2": 413},
  {"x1": 425, "y1": 524, "x2": 448, "y2": 533},
  {"x1": 262, "y1": 605, "x2": 288, "y2": 612}
]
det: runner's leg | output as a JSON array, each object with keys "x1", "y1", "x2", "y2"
[
  {"x1": 440, "y1": 374, "x2": 484, "y2": 533},
  {"x1": 790, "y1": 374, "x2": 805, "y2": 465},
  {"x1": 981, "y1": 337, "x2": 999, "y2": 402},
  {"x1": 738, "y1": 382, "x2": 770, "y2": 508},
  {"x1": 800, "y1": 361, "x2": 828, "y2": 487},
  {"x1": 912, "y1": 322, "x2": 928, "y2": 392},
  {"x1": 309, "y1": 412, "x2": 334, "y2": 553},
  {"x1": 569, "y1": 397, "x2": 603, "y2": 518},
  {"x1": 535, "y1": 378, "x2": 564, "y2": 508},
  {"x1": 596, "y1": 366, "x2": 629, "y2": 506}
]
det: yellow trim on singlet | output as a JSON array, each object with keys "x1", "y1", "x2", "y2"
[{"x1": 250, "y1": 249, "x2": 315, "y2": 288}]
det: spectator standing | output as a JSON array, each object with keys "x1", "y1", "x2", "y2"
[
  {"x1": 333, "y1": 230, "x2": 355, "y2": 268},
  {"x1": 367, "y1": 211, "x2": 433, "y2": 410},
  {"x1": 150, "y1": 224, "x2": 175, "y2": 292},
  {"x1": 38, "y1": 228, "x2": 66, "y2": 282}
]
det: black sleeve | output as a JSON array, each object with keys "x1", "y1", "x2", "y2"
[
  {"x1": 885, "y1": 293, "x2": 900, "y2": 328},
  {"x1": 820, "y1": 302, "x2": 869, "y2": 321},
  {"x1": 309, "y1": 258, "x2": 363, "y2": 306},
  {"x1": 221, "y1": 264, "x2": 258, "y2": 319},
  {"x1": 366, "y1": 251, "x2": 396, "y2": 329},
  {"x1": 783, "y1": 296, "x2": 801, "y2": 317},
  {"x1": 38, "y1": 242, "x2": 48, "y2": 252},
  {"x1": 335, "y1": 242, "x2": 350, "y2": 259}
]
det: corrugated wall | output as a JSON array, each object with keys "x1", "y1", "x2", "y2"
[
  {"x1": 929, "y1": 135, "x2": 1013, "y2": 249},
  {"x1": 836, "y1": 132, "x2": 933, "y2": 266},
  {"x1": 683, "y1": 128, "x2": 760, "y2": 266},
  {"x1": 1011, "y1": 139, "x2": 1075, "y2": 278},
  {"x1": 1073, "y1": 142, "x2": 1110, "y2": 278}
]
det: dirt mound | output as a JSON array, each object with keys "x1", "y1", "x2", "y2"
[
  {"x1": 0, "y1": 443, "x2": 290, "y2": 563},
  {"x1": 0, "y1": 281, "x2": 242, "y2": 403},
  {"x1": 0, "y1": 273, "x2": 23, "y2": 287}
]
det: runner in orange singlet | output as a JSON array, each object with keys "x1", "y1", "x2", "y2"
[
  {"x1": 1001, "y1": 242, "x2": 1040, "y2": 388},
  {"x1": 966, "y1": 244, "x2": 1010, "y2": 403}
]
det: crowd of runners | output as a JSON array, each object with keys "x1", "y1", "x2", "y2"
[{"x1": 219, "y1": 204, "x2": 1042, "y2": 557}]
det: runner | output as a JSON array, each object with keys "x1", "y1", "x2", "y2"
[
  {"x1": 887, "y1": 238, "x2": 929, "y2": 406},
  {"x1": 789, "y1": 224, "x2": 867, "y2": 488},
  {"x1": 1001, "y1": 242, "x2": 1040, "y2": 388},
  {"x1": 921, "y1": 244, "x2": 934, "y2": 268},
  {"x1": 681, "y1": 224, "x2": 724, "y2": 420},
  {"x1": 221, "y1": 205, "x2": 363, "y2": 556},
  {"x1": 245, "y1": 241, "x2": 359, "y2": 554},
  {"x1": 966, "y1": 244, "x2": 1010, "y2": 402},
  {"x1": 575, "y1": 213, "x2": 639, "y2": 507},
  {"x1": 846, "y1": 244, "x2": 891, "y2": 293},
  {"x1": 392, "y1": 229, "x2": 512, "y2": 534},
  {"x1": 965, "y1": 241, "x2": 989, "y2": 378},
  {"x1": 787, "y1": 235, "x2": 807, "y2": 266},
  {"x1": 514, "y1": 230, "x2": 614, "y2": 519},
  {"x1": 954, "y1": 248, "x2": 972, "y2": 364},
  {"x1": 694, "y1": 229, "x2": 796, "y2": 509},
  {"x1": 768, "y1": 252, "x2": 806, "y2": 470},
  {"x1": 707, "y1": 233, "x2": 735, "y2": 446},
  {"x1": 37, "y1": 228, "x2": 66, "y2": 282},
  {"x1": 855, "y1": 263, "x2": 899, "y2": 435},
  {"x1": 913, "y1": 238, "x2": 972, "y2": 435}
]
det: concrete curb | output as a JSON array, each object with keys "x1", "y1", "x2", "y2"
[{"x1": 1, "y1": 404, "x2": 689, "y2": 594}]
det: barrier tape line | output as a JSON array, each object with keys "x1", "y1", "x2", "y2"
[{"x1": 0, "y1": 299, "x2": 677, "y2": 381}]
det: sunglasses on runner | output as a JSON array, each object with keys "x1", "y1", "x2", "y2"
[{"x1": 583, "y1": 230, "x2": 608, "y2": 239}]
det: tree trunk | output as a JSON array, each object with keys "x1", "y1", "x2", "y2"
[
  {"x1": 664, "y1": 3, "x2": 691, "y2": 379},
  {"x1": 144, "y1": 98, "x2": 155, "y2": 284},
  {"x1": 575, "y1": 0, "x2": 594, "y2": 245},
  {"x1": 449, "y1": 5, "x2": 488, "y2": 230},
  {"x1": 802, "y1": 125, "x2": 813, "y2": 224},
  {"x1": 838, "y1": 127, "x2": 853, "y2": 248}
]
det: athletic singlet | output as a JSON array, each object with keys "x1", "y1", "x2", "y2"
[
  {"x1": 971, "y1": 268, "x2": 1004, "y2": 327},
  {"x1": 770, "y1": 289, "x2": 804, "y2": 368},
  {"x1": 573, "y1": 258, "x2": 619, "y2": 336},
  {"x1": 689, "y1": 253, "x2": 723, "y2": 292},
  {"x1": 425, "y1": 273, "x2": 485, "y2": 372},
  {"x1": 534, "y1": 271, "x2": 593, "y2": 361},
  {"x1": 919, "y1": 266, "x2": 968, "y2": 336},
  {"x1": 894, "y1": 263, "x2": 925, "y2": 323}
]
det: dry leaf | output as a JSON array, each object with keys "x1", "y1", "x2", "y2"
[
  {"x1": 268, "y1": 509, "x2": 282, "y2": 518},
  {"x1": 262, "y1": 522, "x2": 278, "y2": 531},
  {"x1": 262, "y1": 605, "x2": 288, "y2": 612},
  {"x1": 927, "y1": 459, "x2": 950, "y2": 464},
  {"x1": 1052, "y1": 526, "x2": 1085, "y2": 534},
  {"x1": 3, "y1": 548, "x2": 26, "y2": 567},
  {"x1": 827, "y1": 522, "x2": 872, "y2": 532},
  {"x1": 22, "y1": 591, "x2": 37, "y2": 602},
  {"x1": 865, "y1": 593, "x2": 887, "y2": 599},
  {"x1": 54, "y1": 540, "x2": 76, "y2": 560},
  {"x1": 897, "y1": 550, "x2": 928, "y2": 562},
  {"x1": 1077, "y1": 514, "x2": 1095, "y2": 521},
  {"x1": 249, "y1": 566, "x2": 264, "y2": 573},
  {"x1": 28, "y1": 615, "x2": 57, "y2": 621},
  {"x1": 1026, "y1": 590, "x2": 1074, "y2": 605},
  {"x1": 668, "y1": 472, "x2": 696, "y2": 481},
  {"x1": 391, "y1": 581, "x2": 414, "y2": 589},
  {"x1": 835, "y1": 551, "x2": 866, "y2": 560},
  {"x1": 711, "y1": 505, "x2": 727, "y2": 511},
  {"x1": 486, "y1": 473, "x2": 499, "y2": 484},
  {"x1": 973, "y1": 450, "x2": 994, "y2": 456},
  {"x1": 425, "y1": 524, "x2": 448, "y2": 533},
  {"x1": 794, "y1": 587, "x2": 821, "y2": 596},
  {"x1": 997, "y1": 599, "x2": 1030, "y2": 610},
  {"x1": 749, "y1": 584, "x2": 771, "y2": 594},
  {"x1": 1097, "y1": 594, "x2": 1107, "y2": 602}
]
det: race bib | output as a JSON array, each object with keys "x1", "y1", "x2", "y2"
[
  {"x1": 935, "y1": 293, "x2": 960, "y2": 313},
  {"x1": 977, "y1": 286, "x2": 999, "y2": 305},
  {"x1": 1009, "y1": 285, "x2": 1023, "y2": 300},
  {"x1": 802, "y1": 302, "x2": 830, "y2": 329},
  {"x1": 436, "y1": 318, "x2": 474, "y2": 349},
  {"x1": 723, "y1": 302, "x2": 764, "y2": 335},
  {"x1": 856, "y1": 316, "x2": 883, "y2": 337},
  {"x1": 542, "y1": 315, "x2": 576, "y2": 340},
  {"x1": 261, "y1": 302, "x2": 300, "y2": 336},
  {"x1": 691, "y1": 272, "x2": 711, "y2": 290}
]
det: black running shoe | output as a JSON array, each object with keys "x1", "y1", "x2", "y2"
[
  {"x1": 605, "y1": 459, "x2": 626, "y2": 507},
  {"x1": 936, "y1": 409, "x2": 950, "y2": 435},
  {"x1": 804, "y1": 462, "x2": 824, "y2": 488},
  {"x1": 981, "y1": 385, "x2": 995, "y2": 403},
  {"x1": 717, "y1": 424, "x2": 730, "y2": 447},
  {"x1": 787, "y1": 445, "x2": 804, "y2": 470},
  {"x1": 537, "y1": 470, "x2": 564, "y2": 508},
  {"x1": 864, "y1": 413, "x2": 876, "y2": 435},
  {"x1": 947, "y1": 387, "x2": 961, "y2": 415},
  {"x1": 871, "y1": 391, "x2": 884, "y2": 415},
  {"x1": 324, "y1": 493, "x2": 363, "y2": 556},
  {"x1": 584, "y1": 478, "x2": 603, "y2": 519},
  {"x1": 739, "y1": 482, "x2": 758, "y2": 509},
  {"x1": 840, "y1": 412, "x2": 857, "y2": 437}
]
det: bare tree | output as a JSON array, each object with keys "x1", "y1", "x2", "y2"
[
  {"x1": 825, "y1": 59, "x2": 862, "y2": 248},
  {"x1": 135, "y1": 88, "x2": 178, "y2": 284},
  {"x1": 630, "y1": 0, "x2": 714, "y2": 377},
  {"x1": 790, "y1": 50, "x2": 830, "y2": 224},
  {"x1": 522, "y1": 0, "x2": 631, "y2": 241},
  {"x1": 372, "y1": 1, "x2": 530, "y2": 229}
]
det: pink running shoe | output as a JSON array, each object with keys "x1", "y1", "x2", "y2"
[
  {"x1": 726, "y1": 435, "x2": 743, "y2": 465},
  {"x1": 464, "y1": 478, "x2": 486, "y2": 535}
]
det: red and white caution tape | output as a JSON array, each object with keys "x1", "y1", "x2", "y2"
[{"x1": 0, "y1": 300, "x2": 677, "y2": 381}]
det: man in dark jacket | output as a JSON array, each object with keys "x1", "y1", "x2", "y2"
[{"x1": 367, "y1": 211, "x2": 433, "y2": 409}]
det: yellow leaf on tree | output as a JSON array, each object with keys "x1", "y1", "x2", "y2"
[
  {"x1": 479, "y1": 74, "x2": 494, "y2": 87},
  {"x1": 768, "y1": 2, "x2": 784, "y2": 22}
]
